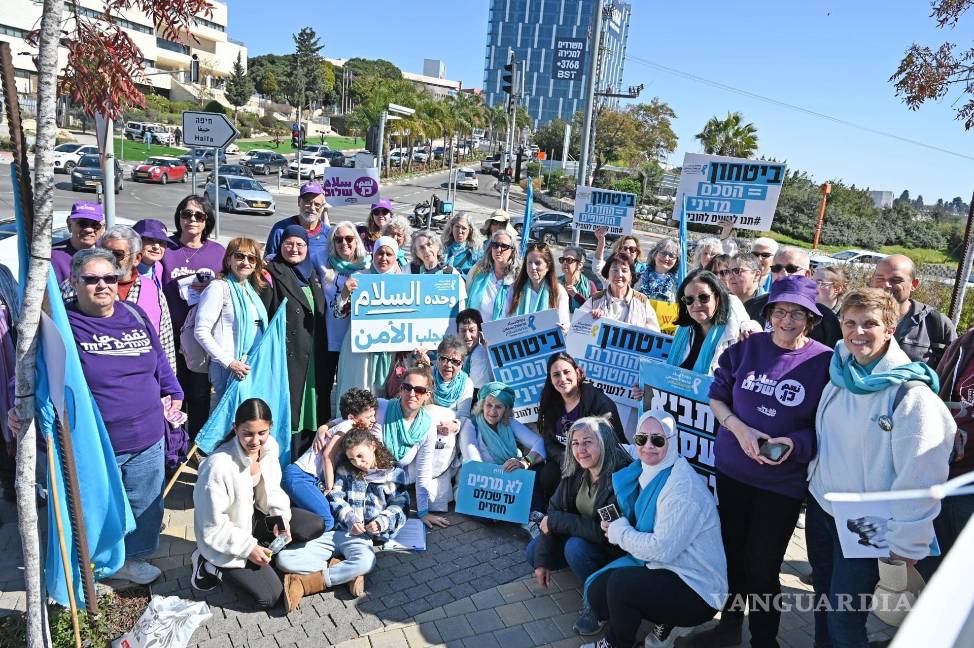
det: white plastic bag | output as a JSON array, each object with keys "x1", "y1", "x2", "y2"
[{"x1": 112, "y1": 595, "x2": 211, "y2": 648}]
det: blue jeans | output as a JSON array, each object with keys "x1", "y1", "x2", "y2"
[
  {"x1": 804, "y1": 498, "x2": 880, "y2": 648},
  {"x1": 115, "y1": 437, "x2": 165, "y2": 560},
  {"x1": 526, "y1": 534, "x2": 614, "y2": 585},
  {"x1": 275, "y1": 529, "x2": 376, "y2": 586},
  {"x1": 281, "y1": 464, "x2": 335, "y2": 531}
]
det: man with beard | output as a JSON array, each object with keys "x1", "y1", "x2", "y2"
[
  {"x1": 52, "y1": 201, "x2": 106, "y2": 285},
  {"x1": 264, "y1": 181, "x2": 332, "y2": 267}
]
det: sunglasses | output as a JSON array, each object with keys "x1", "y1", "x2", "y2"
[
  {"x1": 716, "y1": 269, "x2": 730, "y2": 277},
  {"x1": 109, "y1": 250, "x2": 130, "y2": 261},
  {"x1": 558, "y1": 256, "x2": 580, "y2": 265},
  {"x1": 527, "y1": 241, "x2": 548, "y2": 251},
  {"x1": 491, "y1": 241, "x2": 514, "y2": 252},
  {"x1": 74, "y1": 218, "x2": 103, "y2": 230},
  {"x1": 438, "y1": 356, "x2": 463, "y2": 367},
  {"x1": 79, "y1": 274, "x2": 119, "y2": 286},
  {"x1": 180, "y1": 209, "x2": 207, "y2": 222},
  {"x1": 753, "y1": 251, "x2": 774, "y2": 259},
  {"x1": 232, "y1": 251, "x2": 258, "y2": 264},
  {"x1": 657, "y1": 251, "x2": 677, "y2": 259},
  {"x1": 726, "y1": 267, "x2": 752, "y2": 276},
  {"x1": 681, "y1": 293, "x2": 713, "y2": 305},
  {"x1": 771, "y1": 263, "x2": 805, "y2": 274},
  {"x1": 400, "y1": 383, "x2": 430, "y2": 396},
  {"x1": 337, "y1": 235, "x2": 357, "y2": 245},
  {"x1": 633, "y1": 433, "x2": 667, "y2": 448},
  {"x1": 621, "y1": 245, "x2": 639, "y2": 254},
  {"x1": 142, "y1": 238, "x2": 166, "y2": 248}
]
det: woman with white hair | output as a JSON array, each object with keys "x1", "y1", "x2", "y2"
[
  {"x1": 458, "y1": 381, "x2": 545, "y2": 467},
  {"x1": 467, "y1": 229, "x2": 520, "y2": 322},
  {"x1": 581, "y1": 410, "x2": 726, "y2": 648},
  {"x1": 692, "y1": 238, "x2": 723, "y2": 271},
  {"x1": 381, "y1": 215, "x2": 412, "y2": 271},
  {"x1": 441, "y1": 213, "x2": 483, "y2": 275},
  {"x1": 409, "y1": 230, "x2": 449, "y2": 274}
]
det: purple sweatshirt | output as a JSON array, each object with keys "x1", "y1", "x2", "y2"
[
  {"x1": 51, "y1": 239, "x2": 81, "y2": 285},
  {"x1": 160, "y1": 238, "x2": 226, "y2": 331},
  {"x1": 709, "y1": 332, "x2": 832, "y2": 500},
  {"x1": 67, "y1": 302, "x2": 183, "y2": 454}
]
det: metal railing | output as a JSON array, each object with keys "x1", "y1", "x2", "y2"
[{"x1": 156, "y1": 38, "x2": 190, "y2": 55}]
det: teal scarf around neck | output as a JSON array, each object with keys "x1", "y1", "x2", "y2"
[
  {"x1": 667, "y1": 323, "x2": 725, "y2": 374},
  {"x1": 559, "y1": 273, "x2": 591, "y2": 302},
  {"x1": 383, "y1": 398, "x2": 432, "y2": 462},
  {"x1": 473, "y1": 413, "x2": 519, "y2": 464},
  {"x1": 433, "y1": 368, "x2": 469, "y2": 407},
  {"x1": 829, "y1": 343, "x2": 939, "y2": 395},
  {"x1": 227, "y1": 279, "x2": 268, "y2": 358},
  {"x1": 467, "y1": 269, "x2": 510, "y2": 320},
  {"x1": 516, "y1": 281, "x2": 550, "y2": 315},
  {"x1": 328, "y1": 255, "x2": 367, "y2": 276},
  {"x1": 445, "y1": 242, "x2": 480, "y2": 274}
]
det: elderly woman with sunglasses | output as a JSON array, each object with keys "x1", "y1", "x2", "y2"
[
  {"x1": 558, "y1": 246, "x2": 596, "y2": 314},
  {"x1": 358, "y1": 199, "x2": 394, "y2": 255},
  {"x1": 666, "y1": 269, "x2": 747, "y2": 375},
  {"x1": 467, "y1": 229, "x2": 521, "y2": 323},
  {"x1": 698, "y1": 276, "x2": 833, "y2": 648},
  {"x1": 639, "y1": 238, "x2": 680, "y2": 303},
  {"x1": 441, "y1": 213, "x2": 483, "y2": 275},
  {"x1": 580, "y1": 410, "x2": 726, "y2": 648},
  {"x1": 508, "y1": 241, "x2": 571, "y2": 332},
  {"x1": 527, "y1": 415, "x2": 632, "y2": 637}
]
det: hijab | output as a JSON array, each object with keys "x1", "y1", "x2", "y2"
[{"x1": 281, "y1": 224, "x2": 315, "y2": 286}]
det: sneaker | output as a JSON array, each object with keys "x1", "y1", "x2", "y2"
[
  {"x1": 645, "y1": 623, "x2": 693, "y2": 647},
  {"x1": 190, "y1": 550, "x2": 220, "y2": 592},
  {"x1": 796, "y1": 508, "x2": 806, "y2": 529},
  {"x1": 112, "y1": 559, "x2": 162, "y2": 585},
  {"x1": 581, "y1": 638, "x2": 615, "y2": 648},
  {"x1": 573, "y1": 607, "x2": 606, "y2": 636}
]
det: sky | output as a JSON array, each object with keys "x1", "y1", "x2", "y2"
[{"x1": 228, "y1": 0, "x2": 974, "y2": 202}]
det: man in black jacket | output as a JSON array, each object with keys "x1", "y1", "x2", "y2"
[{"x1": 744, "y1": 246, "x2": 842, "y2": 349}]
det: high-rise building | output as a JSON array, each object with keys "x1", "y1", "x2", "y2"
[
  {"x1": 423, "y1": 59, "x2": 446, "y2": 79},
  {"x1": 483, "y1": 0, "x2": 632, "y2": 128}
]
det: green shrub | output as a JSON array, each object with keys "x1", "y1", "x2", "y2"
[
  {"x1": 524, "y1": 161, "x2": 542, "y2": 177},
  {"x1": 610, "y1": 177, "x2": 642, "y2": 196},
  {"x1": 203, "y1": 100, "x2": 227, "y2": 115}
]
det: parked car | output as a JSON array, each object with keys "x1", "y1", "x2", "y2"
[
  {"x1": 456, "y1": 167, "x2": 479, "y2": 190},
  {"x1": 241, "y1": 148, "x2": 275, "y2": 163},
  {"x1": 179, "y1": 147, "x2": 228, "y2": 173},
  {"x1": 204, "y1": 176, "x2": 276, "y2": 215},
  {"x1": 71, "y1": 154, "x2": 123, "y2": 194},
  {"x1": 300, "y1": 145, "x2": 345, "y2": 167},
  {"x1": 53, "y1": 143, "x2": 99, "y2": 173},
  {"x1": 123, "y1": 121, "x2": 171, "y2": 144},
  {"x1": 432, "y1": 146, "x2": 445, "y2": 160},
  {"x1": 225, "y1": 142, "x2": 241, "y2": 155},
  {"x1": 809, "y1": 249, "x2": 888, "y2": 270},
  {"x1": 412, "y1": 149, "x2": 430, "y2": 163},
  {"x1": 523, "y1": 211, "x2": 620, "y2": 248},
  {"x1": 205, "y1": 164, "x2": 254, "y2": 184},
  {"x1": 145, "y1": 125, "x2": 173, "y2": 146},
  {"x1": 131, "y1": 156, "x2": 188, "y2": 184},
  {"x1": 242, "y1": 151, "x2": 288, "y2": 175},
  {"x1": 480, "y1": 155, "x2": 500, "y2": 174},
  {"x1": 287, "y1": 156, "x2": 330, "y2": 180}
]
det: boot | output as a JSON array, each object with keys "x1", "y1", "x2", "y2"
[
  {"x1": 682, "y1": 616, "x2": 743, "y2": 648},
  {"x1": 283, "y1": 570, "x2": 326, "y2": 613}
]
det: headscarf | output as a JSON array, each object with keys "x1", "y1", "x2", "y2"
[
  {"x1": 634, "y1": 409, "x2": 679, "y2": 487},
  {"x1": 829, "y1": 341, "x2": 939, "y2": 395},
  {"x1": 367, "y1": 235, "x2": 402, "y2": 387},
  {"x1": 371, "y1": 236, "x2": 401, "y2": 274},
  {"x1": 473, "y1": 382, "x2": 519, "y2": 464},
  {"x1": 281, "y1": 224, "x2": 315, "y2": 286}
]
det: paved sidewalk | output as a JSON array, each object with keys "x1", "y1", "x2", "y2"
[{"x1": 0, "y1": 468, "x2": 899, "y2": 647}]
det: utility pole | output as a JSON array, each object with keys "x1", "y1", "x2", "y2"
[
  {"x1": 573, "y1": 0, "x2": 604, "y2": 247},
  {"x1": 948, "y1": 191, "x2": 974, "y2": 324},
  {"x1": 812, "y1": 182, "x2": 832, "y2": 250}
]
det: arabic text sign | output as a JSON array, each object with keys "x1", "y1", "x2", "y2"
[
  {"x1": 672, "y1": 153, "x2": 786, "y2": 231},
  {"x1": 567, "y1": 314, "x2": 672, "y2": 409},
  {"x1": 483, "y1": 310, "x2": 564, "y2": 423},
  {"x1": 455, "y1": 461, "x2": 536, "y2": 524},
  {"x1": 181, "y1": 111, "x2": 239, "y2": 149},
  {"x1": 351, "y1": 274, "x2": 460, "y2": 352},
  {"x1": 553, "y1": 36, "x2": 585, "y2": 81},
  {"x1": 573, "y1": 186, "x2": 636, "y2": 235},
  {"x1": 324, "y1": 167, "x2": 381, "y2": 206},
  {"x1": 640, "y1": 359, "x2": 717, "y2": 493}
]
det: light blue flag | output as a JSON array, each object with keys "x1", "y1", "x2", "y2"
[
  {"x1": 11, "y1": 167, "x2": 135, "y2": 608},
  {"x1": 520, "y1": 178, "x2": 534, "y2": 258},
  {"x1": 678, "y1": 195, "x2": 689, "y2": 287},
  {"x1": 194, "y1": 302, "x2": 292, "y2": 464}
]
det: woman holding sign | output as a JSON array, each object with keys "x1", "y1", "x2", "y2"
[
  {"x1": 581, "y1": 410, "x2": 725, "y2": 648},
  {"x1": 666, "y1": 269, "x2": 745, "y2": 375},
  {"x1": 574, "y1": 252, "x2": 659, "y2": 330},
  {"x1": 467, "y1": 229, "x2": 520, "y2": 323},
  {"x1": 507, "y1": 241, "x2": 571, "y2": 332},
  {"x1": 264, "y1": 225, "x2": 328, "y2": 458}
]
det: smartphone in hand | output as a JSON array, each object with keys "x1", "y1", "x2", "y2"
[
  {"x1": 758, "y1": 438, "x2": 788, "y2": 462},
  {"x1": 597, "y1": 504, "x2": 621, "y2": 523}
]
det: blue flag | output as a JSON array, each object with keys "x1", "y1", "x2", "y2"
[
  {"x1": 194, "y1": 303, "x2": 292, "y2": 464},
  {"x1": 520, "y1": 178, "x2": 534, "y2": 258},
  {"x1": 678, "y1": 195, "x2": 689, "y2": 287},
  {"x1": 11, "y1": 167, "x2": 135, "y2": 608}
]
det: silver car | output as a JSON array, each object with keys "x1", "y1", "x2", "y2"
[{"x1": 204, "y1": 175, "x2": 276, "y2": 215}]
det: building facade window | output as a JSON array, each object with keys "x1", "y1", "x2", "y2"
[
  {"x1": 0, "y1": 24, "x2": 29, "y2": 39},
  {"x1": 156, "y1": 37, "x2": 190, "y2": 55},
  {"x1": 193, "y1": 16, "x2": 226, "y2": 32}
]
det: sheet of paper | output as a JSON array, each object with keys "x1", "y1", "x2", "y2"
[{"x1": 382, "y1": 518, "x2": 426, "y2": 551}]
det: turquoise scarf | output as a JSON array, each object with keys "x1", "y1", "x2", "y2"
[
  {"x1": 445, "y1": 242, "x2": 482, "y2": 275},
  {"x1": 582, "y1": 460, "x2": 674, "y2": 605},
  {"x1": 227, "y1": 280, "x2": 268, "y2": 358},
  {"x1": 328, "y1": 255, "x2": 367, "y2": 276},
  {"x1": 473, "y1": 414, "x2": 519, "y2": 464},
  {"x1": 516, "y1": 282, "x2": 550, "y2": 315},
  {"x1": 559, "y1": 274, "x2": 591, "y2": 304},
  {"x1": 829, "y1": 344, "x2": 939, "y2": 395},
  {"x1": 383, "y1": 398, "x2": 432, "y2": 462},
  {"x1": 467, "y1": 269, "x2": 510, "y2": 320},
  {"x1": 433, "y1": 368, "x2": 469, "y2": 408},
  {"x1": 667, "y1": 323, "x2": 725, "y2": 374}
]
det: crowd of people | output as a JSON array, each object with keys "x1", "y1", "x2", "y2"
[{"x1": 5, "y1": 185, "x2": 972, "y2": 648}]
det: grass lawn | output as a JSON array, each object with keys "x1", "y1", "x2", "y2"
[
  {"x1": 236, "y1": 136, "x2": 364, "y2": 154},
  {"x1": 763, "y1": 231, "x2": 956, "y2": 266},
  {"x1": 114, "y1": 140, "x2": 185, "y2": 162}
]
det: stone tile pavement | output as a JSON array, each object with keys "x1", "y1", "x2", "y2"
[{"x1": 0, "y1": 468, "x2": 899, "y2": 647}]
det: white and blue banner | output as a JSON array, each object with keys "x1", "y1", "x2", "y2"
[
  {"x1": 567, "y1": 313, "x2": 672, "y2": 410},
  {"x1": 483, "y1": 309, "x2": 564, "y2": 423},
  {"x1": 640, "y1": 359, "x2": 718, "y2": 492},
  {"x1": 673, "y1": 153, "x2": 786, "y2": 231},
  {"x1": 573, "y1": 186, "x2": 636, "y2": 235},
  {"x1": 351, "y1": 274, "x2": 461, "y2": 352},
  {"x1": 455, "y1": 461, "x2": 536, "y2": 524}
]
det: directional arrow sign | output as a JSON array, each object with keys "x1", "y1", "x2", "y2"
[{"x1": 181, "y1": 110, "x2": 239, "y2": 149}]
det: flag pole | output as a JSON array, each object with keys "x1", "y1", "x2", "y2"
[
  {"x1": 163, "y1": 444, "x2": 198, "y2": 499},
  {"x1": 46, "y1": 435, "x2": 82, "y2": 648}
]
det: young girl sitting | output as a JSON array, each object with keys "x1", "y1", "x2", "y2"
[{"x1": 276, "y1": 429, "x2": 410, "y2": 611}]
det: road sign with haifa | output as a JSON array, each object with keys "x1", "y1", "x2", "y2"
[{"x1": 181, "y1": 110, "x2": 239, "y2": 149}]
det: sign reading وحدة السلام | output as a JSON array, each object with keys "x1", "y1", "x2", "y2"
[{"x1": 351, "y1": 274, "x2": 461, "y2": 353}]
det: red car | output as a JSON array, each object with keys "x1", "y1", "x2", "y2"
[{"x1": 131, "y1": 156, "x2": 188, "y2": 184}]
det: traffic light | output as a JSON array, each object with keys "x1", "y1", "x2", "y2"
[{"x1": 501, "y1": 50, "x2": 515, "y2": 96}]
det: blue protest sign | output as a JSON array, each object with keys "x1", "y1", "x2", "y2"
[
  {"x1": 673, "y1": 153, "x2": 786, "y2": 231},
  {"x1": 573, "y1": 186, "x2": 636, "y2": 235},
  {"x1": 351, "y1": 274, "x2": 461, "y2": 352},
  {"x1": 640, "y1": 359, "x2": 717, "y2": 492},
  {"x1": 455, "y1": 461, "x2": 536, "y2": 524},
  {"x1": 567, "y1": 314, "x2": 672, "y2": 409},
  {"x1": 483, "y1": 309, "x2": 565, "y2": 423}
]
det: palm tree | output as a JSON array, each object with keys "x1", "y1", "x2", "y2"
[{"x1": 695, "y1": 111, "x2": 759, "y2": 158}]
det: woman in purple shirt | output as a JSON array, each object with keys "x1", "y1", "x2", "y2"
[
  {"x1": 698, "y1": 276, "x2": 832, "y2": 648},
  {"x1": 161, "y1": 195, "x2": 226, "y2": 438}
]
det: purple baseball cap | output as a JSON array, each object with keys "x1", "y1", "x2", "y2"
[
  {"x1": 133, "y1": 218, "x2": 169, "y2": 241},
  {"x1": 299, "y1": 181, "x2": 323, "y2": 196},
  {"x1": 767, "y1": 275, "x2": 821, "y2": 317},
  {"x1": 68, "y1": 201, "x2": 104, "y2": 222},
  {"x1": 370, "y1": 198, "x2": 393, "y2": 214}
]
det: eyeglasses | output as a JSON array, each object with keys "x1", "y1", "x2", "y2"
[
  {"x1": 681, "y1": 293, "x2": 713, "y2": 305},
  {"x1": 108, "y1": 249, "x2": 130, "y2": 261},
  {"x1": 79, "y1": 274, "x2": 119, "y2": 286},
  {"x1": 283, "y1": 241, "x2": 308, "y2": 249},
  {"x1": 400, "y1": 383, "x2": 430, "y2": 396},
  {"x1": 180, "y1": 209, "x2": 207, "y2": 222},
  {"x1": 770, "y1": 308, "x2": 808, "y2": 322},
  {"x1": 657, "y1": 251, "x2": 677, "y2": 259},
  {"x1": 753, "y1": 251, "x2": 774, "y2": 259},
  {"x1": 74, "y1": 218, "x2": 103, "y2": 230},
  {"x1": 726, "y1": 267, "x2": 753, "y2": 276},
  {"x1": 715, "y1": 269, "x2": 730, "y2": 277},
  {"x1": 771, "y1": 263, "x2": 805, "y2": 274},
  {"x1": 438, "y1": 356, "x2": 463, "y2": 367},
  {"x1": 621, "y1": 246, "x2": 639, "y2": 254},
  {"x1": 491, "y1": 241, "x2": 514, "y2": 252},
  {"x1": 558, "y1": 256, "x2": 580, "y2": 265},
  {"x1": 337, "y1": 235, "x2": 357, "y2": 245},
  {"x1": 633, "y1": 433, "x2": 667, "y2": 448},
  {"x1": 232, "y1": 251, "x2": 258, "y2": 264},
  {"x1": 815, "y1": 280, "x2": 834, "y2": 288}
]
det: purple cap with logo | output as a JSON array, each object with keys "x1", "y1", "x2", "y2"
[
  {"x1": 299, "y1": 181, "x2": 324, "y2": 197},
  {"x1": 767, "y1": 275, "x2": 821, "y2": 317},
  {"x1": 133, "y1": 218, "x2": 169, "y2": 241},
  {"x1": 370, "y1": 198, "x2": 393, "y2": 214},
  {"x1": 68, "y1": 201, "x2": 104, "y2": 222}
]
